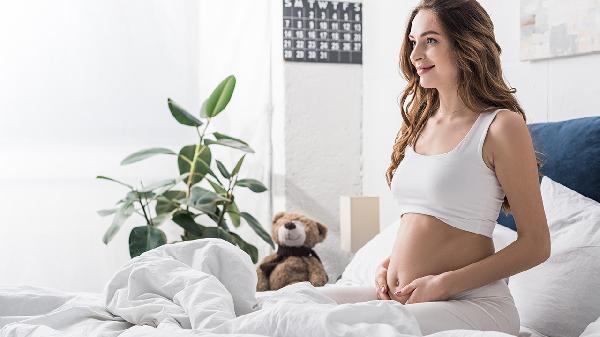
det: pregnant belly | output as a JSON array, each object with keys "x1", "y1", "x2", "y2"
[{"x1": 386, "y1": 213, "x2": 494, "y2": 302}]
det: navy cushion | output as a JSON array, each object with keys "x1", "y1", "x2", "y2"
[{"x1": 496, "y1": 116, "x2": 600, "y2": 231}]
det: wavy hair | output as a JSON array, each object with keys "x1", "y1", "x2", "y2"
[{"x1": 385, "y1": 0, "x2": 542, "y2": 214}]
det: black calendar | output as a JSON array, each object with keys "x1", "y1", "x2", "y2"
[{"x1": 283, "y1": 0, "x2": 362, "y2": 64}]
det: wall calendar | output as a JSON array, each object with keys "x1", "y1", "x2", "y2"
[{"x1": 283, "y1": 0, "x2": 362, "y2": 64}]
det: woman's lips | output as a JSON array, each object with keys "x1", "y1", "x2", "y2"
[{"x1": 417, "y1": 65, "x2": 435, "y2": 75}]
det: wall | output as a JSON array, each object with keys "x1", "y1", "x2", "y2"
[
  {"x1": 270, "y1": 0, "x2": 362, "y2": 281},
  {"x1": 361, "y1": 0, "x2": 600, "y2": 231},
  {"x1": 0, "y1": 0, "x2": 200, "y2": 292}
]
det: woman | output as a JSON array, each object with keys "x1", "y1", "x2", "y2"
[{"x1": 318, "y1": 0, "x2": 550, "y2": 335}]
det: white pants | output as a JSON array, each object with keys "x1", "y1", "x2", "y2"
[{"x1": 316, "y1": 279, "x2": 520, "y2": 336}]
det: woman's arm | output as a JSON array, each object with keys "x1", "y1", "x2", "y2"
[{"x1": 442, "y1": 110, "x2": 551, "y2": 297}]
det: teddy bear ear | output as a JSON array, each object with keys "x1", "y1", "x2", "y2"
[
  {"x1": 316, "y1": 221, "x2": 328, "y2": 241},
  {"x1": 272, "y1": 212, "x2": 286, "y2": 224}
]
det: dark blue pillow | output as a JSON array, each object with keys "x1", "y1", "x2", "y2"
[{"x1": 496, "y1": 116, "x2": 600, "y2": 231}]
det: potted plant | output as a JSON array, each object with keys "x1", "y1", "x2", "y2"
[{"x1": 97, "y1": 75, "x2": 274, "y2": 263}]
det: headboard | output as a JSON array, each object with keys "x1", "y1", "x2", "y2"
[{"x1": 496, "y1": 116, "x2": 600, "y2": 230}]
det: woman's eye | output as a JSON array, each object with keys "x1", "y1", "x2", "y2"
[{"x1": 409, "y1": 38, "x2": 437, "y2": 48}]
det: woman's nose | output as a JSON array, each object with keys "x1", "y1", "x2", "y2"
[
  {"x1": 411, "y1": 51, "x2": 423, "y2": 64},
  {"x1": 410, "y1": 44, "x2": 424, "y2": 63}
]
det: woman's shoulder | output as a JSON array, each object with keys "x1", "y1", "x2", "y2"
[
  {"x1": 485, "y1": 109, "x2": 533, "y2": 162},
  {"x1": 487, "y1": 109, "x2": 527, "y2": 137}
]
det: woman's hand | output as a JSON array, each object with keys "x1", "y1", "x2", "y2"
[
  {"x1": 374, "y1": 256, "x2": 391, "y2": 299},
  {"x1": 393, "y1": 274, "x2": 451, "y2": 304}
]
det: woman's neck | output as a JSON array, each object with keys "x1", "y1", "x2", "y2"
[{"x1": 435, "y1": 88, "x2": 473, "y2": 119}]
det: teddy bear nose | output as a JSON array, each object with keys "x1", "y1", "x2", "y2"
[{"x1": 284, "y1": 222, "x2": 296, "y2": 230}]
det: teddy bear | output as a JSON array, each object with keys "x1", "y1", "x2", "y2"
[{"x1": 256, "y1": 211, "x2": 329, "y2": 291}]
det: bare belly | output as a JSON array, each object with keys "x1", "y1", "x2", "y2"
[{"x1": 387, "y1": 213, "x2": 495, "y2": 301}]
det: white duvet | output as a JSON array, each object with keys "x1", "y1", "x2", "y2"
[{"x1": 0, "y1": 239, "x2": 515, "y2": 337}]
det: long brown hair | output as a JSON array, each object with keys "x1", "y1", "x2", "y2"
[{"x1": 386, "y1": 0, "x2": 542, "y2": 214}]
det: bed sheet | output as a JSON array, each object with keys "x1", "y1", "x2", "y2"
[{"x1": 1, "y1": 239, "x2": 517, "y2": 337}]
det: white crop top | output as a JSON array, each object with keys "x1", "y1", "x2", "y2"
[{"x1": 390, "y1": 108, "x2": 506, "y2": 238}]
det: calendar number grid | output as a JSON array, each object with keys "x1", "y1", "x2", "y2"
[{"x1": 283, "y1": 0, "x2": 362, "y2": 64}]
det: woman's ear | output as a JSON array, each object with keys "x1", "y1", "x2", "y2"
[{"x1": 316, "y1": 222, "x2": 328, "y2": 241}]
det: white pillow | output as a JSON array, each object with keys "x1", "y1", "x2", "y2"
[
  {"x1": 336, "y1": 218, "x2": 400, "y2": 286},
  {"x1": 508, "y1": 176, "x2": 600, "y2": 337},
  {"x1": 337, "y1": 216, "x2": 518, "y2": 286}
]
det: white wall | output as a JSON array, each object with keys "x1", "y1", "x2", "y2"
[
  {"x1": 270, "y1": 0, "x2": 362, "y2": 281},
  {"x1": 283, "y1": 62, "x2": 362, "y2": 280},
  {"x1": 361, "y1": 0, "x2": 600, "y2": 231},
  {"x1": 0, "y1": 0, "x2": 199, "y2": 292}
]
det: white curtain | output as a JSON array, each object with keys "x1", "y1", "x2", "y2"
[
  {"x1": 0, "y1": 0, "x2": 272, "y2": 291},
  {"x1": 196, "y1": 0, "x2": 274, "y2": 259}
]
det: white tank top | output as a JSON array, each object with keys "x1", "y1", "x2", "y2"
[{"x1": 390, "y1": 108, "x2": 506, "y2": 238}]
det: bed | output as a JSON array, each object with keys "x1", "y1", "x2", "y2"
[{"x1": 0, "y1": 116, "x2": 598, "y2": 337}]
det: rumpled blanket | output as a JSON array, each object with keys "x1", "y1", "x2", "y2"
[{"x1": 0, "y1": 239, "x2": 515, "y2": 337}]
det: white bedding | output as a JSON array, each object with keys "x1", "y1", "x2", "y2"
[{"x1": 0, "y1": 239, "x2": 517, "y2": 337}]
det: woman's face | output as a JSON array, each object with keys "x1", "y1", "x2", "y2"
[{"x1": 408, "y1": 10, "x2": 457, "y2": 89}]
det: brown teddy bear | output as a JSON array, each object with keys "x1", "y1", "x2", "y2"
[{"x1": 256, "y1": 211, "x2": 329, "y2": 291}]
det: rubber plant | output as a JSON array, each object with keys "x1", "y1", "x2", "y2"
[{"x1": 97, "y1": 75, "x2": 274, "y2": 263}]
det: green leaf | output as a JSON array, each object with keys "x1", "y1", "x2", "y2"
[
  {"x1": 128, "y1": 226, "x2": 167, "y2": 258},
  {"x1": 206, "y1": 178, "x2": 228, "y2": 196},
  {"x1": 200, "y1": 227, "x2": 257, "y2": 263},
  {"x1": 178, "y1": 145, "x2": 212, "y2": 186},
  {"x1": 198, "y1": 158, "x2": 223, "y2": 184},
  {"x1": 150, "y1": 212, "x2": 171, "y2": 226},
  {"x1": 188, "y1": 185, "x2": 229, "y2": 207},
  {"x1": 240, "y1": 212, "x2": 274, "y2": 249},
  {"x1": 155, "y1": 190, "x2": 187, "y2": 214},
  {"x1": 214, "y1": 216, "x2": 230, "y2": 231},
  {"x1": 231, "y1": 155, "x2": 245, "y2": 176},
  {"x1": 102, "y1": 200, "x2": 135, "y2": 244},
  {"x1": 199, "y1": 75, "x2": 236, "y2": 118},
  {"x1": 213, "y1": 132, "x2": 250, "y2": 146},
  {"x1": 96, "y1": 176, "x2": 133, "y2": 189},
  {"x1": 155, "y1": 200, "x2": 177, "y2": 215},
  {"x1": 204, "y1": 138, "x2": 254, "y2": 153},
  {"x1": 227, "y1": 202, "x2": 241, "y2": 227},
  {"x1": 139, "y1": 179, "x2": 175, "y2": 194},
  {"x1": 97, "y1": 208, "x2": 118, "y2": 217},
  {"x1": 181, "y1": 224, "x2": 258, "y2": 263},
  {"x1": 172, "y1": 210, "x2": 207, "y2": 236},
  {"x1": 174, "y1": 210, "x2": 258, "y2": 263},
  {"x1": 216, "y1": 160, "x2": 231, "y2": 179},
  {"x1": 139, "y1": 174, "x2": 188, "y2": 195},
  {"x1": 120, "y1": 148, "x2": 176, "y2": 165},
  {"x1": 163, "y1": 190, "x2": 188, "y2": 200},
  {"x1": 190, "y1": 203, "x2": 220, "y2": 219},
  {"x1": 126, "y1": 190, "x2": 155, "y2": 202},
  {"x1": 197, "y1": 206, "x2": 221, "y2": 223},
  {"x1": 227, "y1": 231, "x2": 259, "y2": 263},
  {"x1": 235, "y1": 178, "x2": 267, "y2": 193},
  {"x1": 168, "y1": 98, "x2": 203, "y2": 127}
]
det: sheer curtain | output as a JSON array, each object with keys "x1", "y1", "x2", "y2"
[
  {"x1": 196, "y1": 0, "x2": 274, "y2": 259},
  {"x1": 0, "y1": 0, "x2": 272, "y2": 291}
]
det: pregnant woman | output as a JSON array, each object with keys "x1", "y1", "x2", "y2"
[{"x1": 317, "y1": 0, "x2": 550, "y2": 335}]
